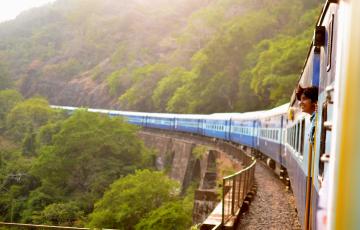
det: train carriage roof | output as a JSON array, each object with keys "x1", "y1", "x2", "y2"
[{"x1": 260, "y1": 103, "x2": 289, "y2": 118}]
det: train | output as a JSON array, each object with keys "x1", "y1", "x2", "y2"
[{"x1": 52, "y1": 0, "x2": 360, "y2": 229}]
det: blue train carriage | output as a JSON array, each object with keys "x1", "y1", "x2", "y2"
[
  {"x1": 285, "y1": 1, "x2": 339, "y2": 228},
  {"x1": 145, "y1": 113, "x2": 176, "y2": 130},
  {"x1": 284, "y1": 101, "x2": 312, "y2": 228},
  {"x1": 202, "y1": 114, "x2": 231, "y2": 141},
  {"x1": 229, "y1": 111, "x2": 263, "y2": 148},
  {"x1": 108, "y1": 110, "x2": 148, "y2": 126},
  {"x1": 174, "y1": 114, "x2": 207, "y2": 135},
  {"x1": 285, "y1": 42, "x2": 323, "y2": 230},
  {"x1": 257, "y1": 104, "x2": 288, "y2": 167}
]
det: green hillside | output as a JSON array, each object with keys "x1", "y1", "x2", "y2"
[{"x1": 0, "y1": 0, "x2": 321, "y2": 112}]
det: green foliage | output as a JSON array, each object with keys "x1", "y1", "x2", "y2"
[
  {"x1": 32, "y1": 110, "x2": 150, "y2": 213},
  {"x1": 42, "y1": 58, "x2": 82, "y2": 80},
  {"x1": 0, "y1": 90, "x2": 23, "y2": 131},
  {"x1": 88, "y1": 170, "x2": 180, "y2": 229},
  {"x1": 33, "y1": 202, "x2": 84, "y2": 226},
  {"x1": 248, "y1": 33, "x2": 311, "y2": 107},
  {"x1": 0, "y1": 149, "x2": 38, "y2": 222},
  {"x1": 192, "y1": 145, "x2": 208, "y2": 160},
  {"x1": 135, "y1": 184, "x2": 195, "y2": 230},
  {"x1": 119, "y1": 64, "x2": 169, "y2": 111},
  {"x1": 0, "y1": 63, "x2": 13, "y2": 90},
  {"x1": 0, "y1": 0, "x2": 321, "y2": 113},
  {"x1": 135, "y1": 201, "x2": 192, "y2": 230},
  {"x1": 20, "y1": 189, "x2": 57, "y2": 223},
  {"x1": 152, "y1": 67, "x2": 194, "y2": 112},
  {"x1": 36, "y1": 121, "x2": 63, "y2": 146},
  {"x1": 106, "y1": 68, "x2": 129, "y2": 96},
  {"x1": 5, "y1": 98, "x2": 57, "y2": 142}
]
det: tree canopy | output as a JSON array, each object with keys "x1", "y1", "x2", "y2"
[
  {"x1": 88, "y1": 170, "x2": 180, "y2": 229},
  {"x1": 0, "y1": 92, "x2": 161, "y2": 226}
]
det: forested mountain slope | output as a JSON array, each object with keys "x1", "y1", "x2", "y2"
[{"x1": 0, "y1": 0, "x2": 321, "y2": 112}]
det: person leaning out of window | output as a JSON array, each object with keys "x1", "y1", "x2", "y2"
[{"x1": 296, "y1": 85, "x2": 319, "y2": 144}]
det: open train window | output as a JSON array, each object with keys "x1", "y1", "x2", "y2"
[
  {"x1": 327, "y1": 14, "x2": 334, "y2": 72},
  {"x1": 273, "y1": 130, "x2": 275, "y2": 140},
  {"x1": 296, "y1": 123, "x2": 300, "y2": 152},
  {"x1": 300, "y1": 119, "x2": 305, "y2": 156},
  {"x1": 286, "y1": 129, "x2": 289, "y2": 143},
  {"x1": 292, "y1": 127, "x2": 296, "y2": 149}
]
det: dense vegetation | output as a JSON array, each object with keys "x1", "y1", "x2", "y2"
[
  {"x1": 0, "y1": 0, "x2": 321, "y2": 113},
  {"x1": 0, "y1": 90, "x2": 194, "y2": 229}
]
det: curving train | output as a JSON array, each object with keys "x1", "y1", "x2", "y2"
[{"x1": 52, "y1": 0, "x2": 360, "y2": 229}]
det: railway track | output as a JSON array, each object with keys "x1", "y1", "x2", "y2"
[{"x1": 237, "y1": 162, "x2": 301, "y2": 230}]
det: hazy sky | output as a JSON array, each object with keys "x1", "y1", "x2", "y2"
[{"x1": 0, "y1": 0, "x2": 56, "y2": 23}]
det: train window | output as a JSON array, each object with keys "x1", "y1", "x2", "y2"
[
  {"x1": 327, "y1": 14, "x2": 334, "y2": 72},
  {"x1": 286, "y1": 129, "x2": 289, "y2": 143},
  {"x1": 288, "y1": 128, "x2": 291, "y2": 145},
  {"x1": 300, "y1": 119, "x2": 305, "y2": 156},
  {"x1": 294, "y1": 126, "x2": 297, "y2": 149},
  {"x1": 292, "y1": 127, "x2": 295, "y2": 148},
  {"x1": 296, "y1": 123, "x2": 300, "y2": 152},
  {"x1": 293, "y1": 126, "x2": 296, "y2": 149},
  {"x1": 274, "y1": 130, "x2": 276, "y2": 140}
]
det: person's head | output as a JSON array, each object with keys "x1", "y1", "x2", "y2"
[{"x1": 298, "y1": 86, "x2": 318, "y2": 114}]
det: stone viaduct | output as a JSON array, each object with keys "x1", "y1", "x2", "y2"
[{"x1": 138, "y1": 129, "x2": 252, "y2": 225}]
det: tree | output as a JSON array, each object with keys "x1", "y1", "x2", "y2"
[
  {"x1": 135, "y1": 200, "x2": 193, "y2": 230},
  {"x1": 0, "y1": 90, "x2": 23, "y2": 131},
  {"x1": 0, "y1": 63, "x2": 12, "y2": 90},
  {"x1": 33, "y1": 202, "x2": 84, "y2": 226},
  {"x1": 32, "y1": 110, "x2": 152, "y2": 213},
  {"x1": 88, "y1": 170, "x2": 179, "y2": 229},
  {"x1": 152, "y1": 67, "x2": 194, "y2": 112},
  {"x1": 119, "y1": 64, "x2": 169, "y2": 111},
  {"x1": 248, "y1": 34, "x2": 310, "y2": 107},
  {"x1": 5, "y1": 98, "x2": 57, "y2": 142}
]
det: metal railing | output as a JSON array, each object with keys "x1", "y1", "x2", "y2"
[
  {"x1": 0, "y1": 222, "x2": 93, "y2": 230},
  {"x1": 221, "y1": 158, "x2": 256, "y2": 225}
]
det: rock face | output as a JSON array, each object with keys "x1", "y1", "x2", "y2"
[{"x1": 20, "y1": 69, "x2": 118, "y2": 109}]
